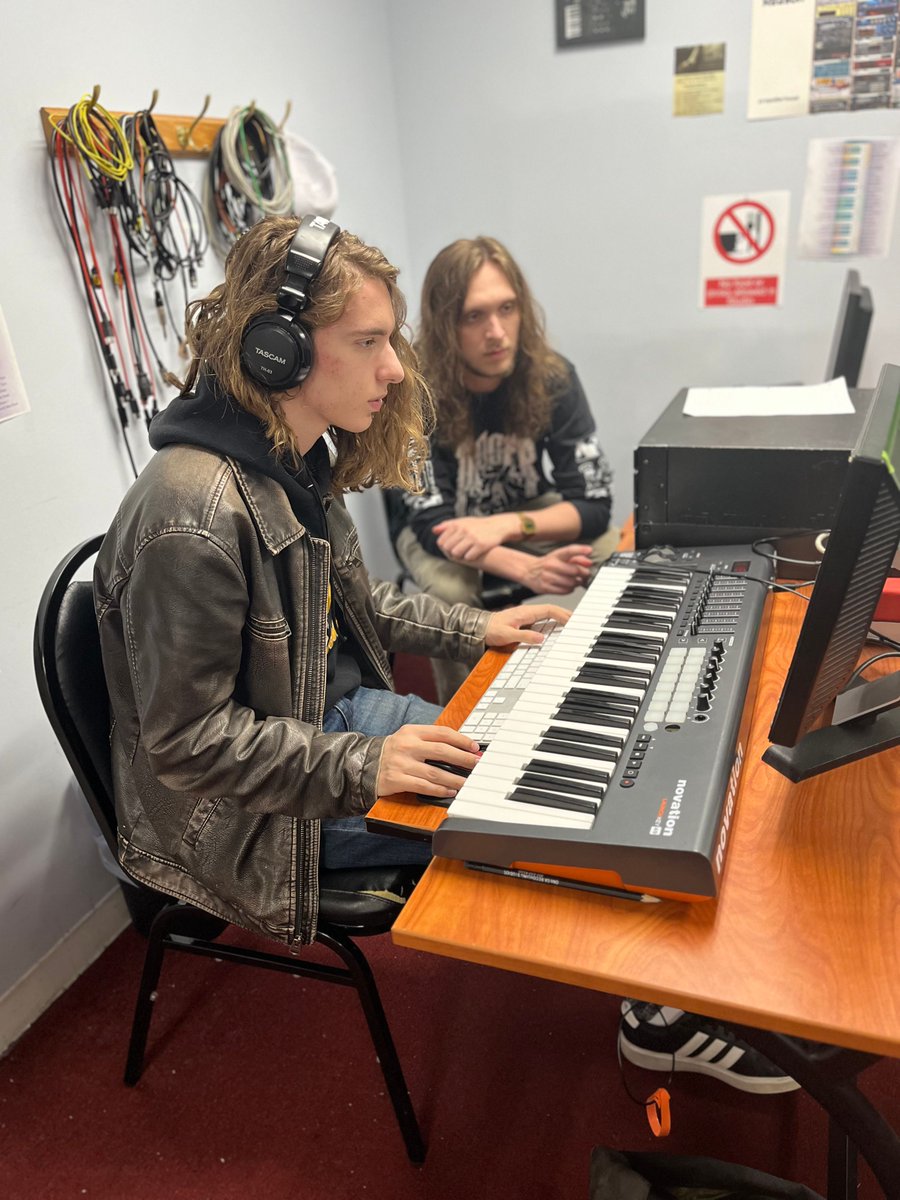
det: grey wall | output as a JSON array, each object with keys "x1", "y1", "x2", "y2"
[{"x1": 388, "y1": 0, "x2": 900, "y2": 516}]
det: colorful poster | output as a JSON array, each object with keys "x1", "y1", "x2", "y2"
[
  {"x1": 673, "y1": 44, "x2": 726, "y2": 116},
  {"x1": 699, "y1": 192, "x2": 791, "y2": 307},
  {"x1": 798, "y1": 136, "x2": 900, "y2": 256},
  {"x1": 555, "y1": 0, "x2": 645, "y2": 49},
  {"x1": 749, "y1": 0, "x2": 900, "y2": 118}
]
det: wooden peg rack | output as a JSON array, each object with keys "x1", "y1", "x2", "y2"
[{"x1": 39, "y1": 107, "x2": 225, "y2": 157}]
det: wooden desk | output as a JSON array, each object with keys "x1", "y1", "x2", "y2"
[
  {"x1": 368, "y1": 588, "x2": 900, "y2": 1197},
  {"x1": 372, "y1": 592, "x2": 900, "y2": 1058}
]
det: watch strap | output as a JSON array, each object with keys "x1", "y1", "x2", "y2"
[{"x1": 517, "y1": 512, "x2": 537, "y2": 540}]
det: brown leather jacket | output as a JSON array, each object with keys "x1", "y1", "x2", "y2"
[{"x1": 94, "y1": 444, "x2": 491, "y2": 944}]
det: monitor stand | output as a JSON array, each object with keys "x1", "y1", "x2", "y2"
[{"x1": 763, "y1": 671, "x2": 900, "y2": 783}]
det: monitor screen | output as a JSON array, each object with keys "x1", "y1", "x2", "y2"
[
  {"x1": 824, "y1": 268, "x2": 873, "y2": 389},
  {"x1": 764, "y1": 362, "x2": 900, "y2": 782}
]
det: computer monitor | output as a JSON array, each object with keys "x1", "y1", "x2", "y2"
[
  {"x1": 824, "y1": 268, "x2": 873, "y2": 389},
  {"x1": 763, "y1": 362, "x2": 900, "y2": 782}
]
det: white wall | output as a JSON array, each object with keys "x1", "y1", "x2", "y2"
[
  {"x1": 0, "y1": 0, "x2": 407, "y2": 1039},
  {"x1": 387, "y1": 0, "x2": 900, "y2": 513},
  {"x1": 3, "y1": 0, "x2": 899, "y2": 1041}
]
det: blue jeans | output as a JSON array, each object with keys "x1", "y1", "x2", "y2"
[{"x1": 320, "y1": 687, "x2": 442, "y2": 869}]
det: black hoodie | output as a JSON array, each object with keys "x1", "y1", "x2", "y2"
[{"x1": 149, "y1": 374, "x2": 363, "y2": 710}]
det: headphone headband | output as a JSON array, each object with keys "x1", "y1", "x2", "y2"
[{"x1": 278, "y1": 215, "x2": 341, "y2": 312}]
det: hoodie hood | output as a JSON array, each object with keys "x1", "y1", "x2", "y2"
[{"x1": 149, "y1": 373, "x2": 331, "y2": 536}]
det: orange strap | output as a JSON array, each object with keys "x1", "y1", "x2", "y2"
[{"x1": 645, "y1": 1088, "x2": 672, "y2": 1137}]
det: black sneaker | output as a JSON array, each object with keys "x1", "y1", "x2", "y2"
[{"x1": 618, "y1": 1001, "x2": 800, "y2": 1095}]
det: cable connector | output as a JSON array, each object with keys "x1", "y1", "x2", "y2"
[
  {"x1": 136, "y1": 371, "x2": 152, "y2": 403},
  {"x1": 113, "y1": 380, "x2": 129, "y2": 429},
  {"x1": 154, "y1": 289, "x2": 166, "y2": 333}
]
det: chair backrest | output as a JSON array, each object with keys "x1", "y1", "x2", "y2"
[{"x1": 33, "y1": 536, "x2": 118, "y2": 859}]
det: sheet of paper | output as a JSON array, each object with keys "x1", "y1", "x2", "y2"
[
  {"x1": 673, "y1": 43, "x2": 726, "y2": 117},
  {"x1": 683, "y1": 378, "x2": 855, "y2": 417},
  {"x1": 0, "y1": 303, "x2": 30, "y2": 424},
  {"x1": 798, "y1": 136, "x2": 900, "y2": 259}
]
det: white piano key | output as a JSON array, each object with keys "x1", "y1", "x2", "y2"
[{"x1": 447, "y1": 791, "x2": 595, "y2": 829}]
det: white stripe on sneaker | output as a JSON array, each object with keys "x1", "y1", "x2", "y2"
[
  {"x1": 715, "y1": 1047, "x2": 745, "y2": 1072},
  {"x1": 679, "y1": 1032, "x2": 712, "y2": 1058},
  {"x1": 692, "y1": 1037, "x2": 731, "y2": 1063}
]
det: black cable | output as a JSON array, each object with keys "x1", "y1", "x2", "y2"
[
  {"x1": 848, "y1": 651, "x2": 900, "y2": 683},
  {"x1": 751, "y1": 531, "x2": 830, "y2": 570}
]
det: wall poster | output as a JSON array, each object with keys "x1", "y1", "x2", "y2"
[
  {"x1": 555, "y1": 0, "x2": 645, "y2": 49},
  {"x1": 798, "y1": 136, "x2": 900, "y2": 257},
  {"x1": 673, "y1": 43, "x2": 727, "y2": 116},
  {"x1": 0, "y1": 304, "x2": 30, "y2": 425},
  {"x1": 749, "y1": 0, "x2": 900, "y2": 119}
]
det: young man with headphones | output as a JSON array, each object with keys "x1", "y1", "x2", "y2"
[
  {"x1": 93, "y1": 214, "x2": 568, "y2": 946},
  {"x1": 394, "y1": 235, "x2": 619, "y2": 704}
]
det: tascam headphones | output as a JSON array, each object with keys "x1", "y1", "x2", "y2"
[{"x1": 239, "y1": 213, "x2": 341, "y2": 390}]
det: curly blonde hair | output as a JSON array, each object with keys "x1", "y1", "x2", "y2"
[
  {"x1": 417, "y1": 236, "x2": 566, "y2": 450},
  {"x1": 179, "y1": 215, "x2": 434, "y2": 492}
]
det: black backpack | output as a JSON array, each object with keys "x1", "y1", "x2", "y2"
[{"x1": 590, "y1": 1147, "x2": 825, "y2": 1200}]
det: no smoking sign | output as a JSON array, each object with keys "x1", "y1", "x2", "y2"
[{"x1": 700, "y1": 192, "x2": 789, "y2": 307}]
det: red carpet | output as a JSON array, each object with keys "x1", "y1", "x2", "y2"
[
  {"x1": 2, "y1": 657, "x2": 894, "y2": 1199},
  {"x1": 1, "y1": 924, "x2": 896, "y2": 1199}
]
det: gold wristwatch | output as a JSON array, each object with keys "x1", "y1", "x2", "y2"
[{"x1": 516, "y1": 512, "x2": 537, "y2": 540}]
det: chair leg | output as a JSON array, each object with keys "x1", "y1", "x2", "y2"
[
  {"x1": 123, "y1": 904, "x2": 184, "y2": 1086},
  {"x1": 317, "y1": 927, "x2": 427, "y2": 1164}
]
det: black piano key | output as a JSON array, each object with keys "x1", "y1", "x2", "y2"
[
  {"x1": 508, "y1": 787, "x2": 598, "y2": 816},
  {"x1": 536, "y1": 738, "x2": 619, "y2": 763},
  {"x1": 592, "y1": 633, "x2": 663, "y2": 652},
  {"x1": 545, "y1": 724, "x2": 622, "y2": 749},
  {"x1": 566, "y1": 693, "x2": 640, "y2": 716},
  {"x1": 585, "y1": 645, "x2": 659, "y2": 664},
  {"x1": 519, "y1": 771, "x2": 604, "y2": 798},
  {"x1": 576, "y1": 666, "x2": 651, "y2": 686},
  {"x1": 523, "y1": 760, "x2": 611, "y2": 785},
  {"x1": 556, "y1": 706, "x2": 631, "y2": 730},
  {"x1": 425, "y1": 760, "x2": 472, "y2": 780},
  {"x1": 610, "y1": 612, "x2": 672, "y2": 632},
  {"x1": 616, "y1": 595, "x2": 681, "y2": 612},
  {"x1": 632, "y1": 567, "x2": 691, "y2": 583}
]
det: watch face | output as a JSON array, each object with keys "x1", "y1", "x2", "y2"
[{"x1": 520, "y1": 514, "x2": 536, "y2": 536}]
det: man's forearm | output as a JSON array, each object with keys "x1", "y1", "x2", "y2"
[
  {"x1": 515, "y1": 499, "x2": 582, "y2": 542},
  {"x1": 463, "y1": 544, "x2": 533, "y2": 583}
]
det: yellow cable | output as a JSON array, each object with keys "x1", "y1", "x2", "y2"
[{"x1": 50, "y1": 93, "x2": 134, "y2": 181}]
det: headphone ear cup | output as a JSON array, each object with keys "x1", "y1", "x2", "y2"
[{"x1": 240, "y1": 314, "x2": 314, "y2": 390}]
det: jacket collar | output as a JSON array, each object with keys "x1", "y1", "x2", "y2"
[{"x1": 228, "y1": 457, "x2": 312, "y2": 554}]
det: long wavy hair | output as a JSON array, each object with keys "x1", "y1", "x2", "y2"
[
  {"x1": 417, "y1": 236, "x2": 566, "y2": 449},
  {"x1": 179, "y1": 215, "x2": 434, "y2": 492}
]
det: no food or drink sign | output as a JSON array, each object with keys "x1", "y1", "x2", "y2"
[{"x1": 700, "y1": 192, "x2": 789, "y2": 307}]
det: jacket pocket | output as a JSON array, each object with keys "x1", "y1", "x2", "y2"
[{"x1": 183, "y1": 796, "x2": 222, "y2": 847}]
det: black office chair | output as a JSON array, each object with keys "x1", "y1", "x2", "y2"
[{"x1": 33, "y1": 536, "x2": 426, "y2": 1163}]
